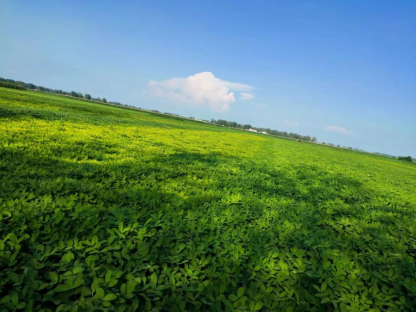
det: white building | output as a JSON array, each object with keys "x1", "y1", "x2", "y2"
[{"x1": 248, "y1": 128, "x2": 257, "y2": 132}]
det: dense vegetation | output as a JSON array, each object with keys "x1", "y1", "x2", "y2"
[
  {"x1": 1, "y1": 87, "x2": 416, "y2": 311},
  {"x1": 398, "y1": 156, "x2": 413, "y2": 163},
  {"x1": 0, "y1": 81, "x2": 26, "y2": 91},
  {"x1": 210, "y1": 119, "x2": 317, "y2": 143}
]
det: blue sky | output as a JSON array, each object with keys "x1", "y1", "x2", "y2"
[{"x1": 1, "y1": 1, "x2": 415, "y2": 156}]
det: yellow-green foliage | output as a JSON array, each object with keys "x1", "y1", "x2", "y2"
[{"x1": 1, "y1": 87, "x2": 416, "y2": 311}]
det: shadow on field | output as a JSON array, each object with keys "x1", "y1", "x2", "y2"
[{"x1": 1, "y1": 147, "x2": 416, "y2": 311}]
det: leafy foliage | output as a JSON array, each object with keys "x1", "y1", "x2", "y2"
[{"x1": 1, "y1": 88, "x2": 416, "y2": 311}]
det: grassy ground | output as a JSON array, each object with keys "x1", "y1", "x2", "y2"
[{"x1": 1, "y1": 87, "x2": 416, "y2": 311}]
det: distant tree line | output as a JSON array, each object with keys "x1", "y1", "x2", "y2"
[
  {"x1": 398, "y1": 156, "x2": 413, "y2": 162},
  {"x1": 210, "y1": 119, "x2": 317, "y2": 142},
  {"x1": 0, "y1": 81, "x2": 26, "y2": 91},
  {"x1": 0, "y1": 77, "x2": 112, "y2": 104},
  {"x1": 164, "y1": 112, "x2": 181, "y2": 117}
]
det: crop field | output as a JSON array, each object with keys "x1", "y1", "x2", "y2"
[{"x1": 1, "y1": 87, "x2": 416, "y2": 312}]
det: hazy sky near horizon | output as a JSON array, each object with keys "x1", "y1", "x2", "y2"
[{"x1": 1, "y1": 1, "x2": 415, "y2": 156}]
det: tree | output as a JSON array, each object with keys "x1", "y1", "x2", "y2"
[
  {"x1": 398, "y1": 156, "x2": 413, "y2": 162},
  {"x1": 102, "y1": 98, "x2": 107, "y2": 103},
  {"x1": 84, "y1": 94, "x2": 92, "y2": 100},
  {"x1": 0, "y1": 81, "x2": 26, "y2": 90}
]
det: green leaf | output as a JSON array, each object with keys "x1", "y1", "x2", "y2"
[
  {"x1": 49, "y1": 272, "x2": 59, "y2": 282},
  {"x1": 220, "y1": 284, "x2": 226, "y2": 294},
  {"x1": 92, "y1": 235, "x2": 98, "y2": 245},
  {"x1": 9, "y1": 272, "x2": 19, "y2": 283},
  {"x1": 279, "y1": 261, "x2": 288, "y2": 271},
  {"x1": 55, "y1": 284, "x2": 71, "y2": 292},
  {"x1": 255, "y1": 302, "x2": 263, "y2": 311},
  {"x1": 91, "y1": 278, "x2": 101, "y2": 292},
  {"x1": 104, "y1": 294, "x2": 117, "y2": 301},
  {"x1": 34, "y1": 244, "x2": 44, "y2": 252},
  {"x1": 237, "y1": 287, "x2": 245, "y2": 297},
  {"x1": 321, "y1": 281, "x2": 328, "y2": 292},
  {"x1": 229, "y1": 294, "x2": 238, "y2": 302},
  {"x1": 146, "y1": 299, "x2": 152, "y2": 310},
  {"x1": 105, "y1": 270, "x2": 112, "y2": 283},
  {"x1": 71, "y1": 278, "x2": 84, "y2": 289},
  {"x1": 122, "y1": 247, "x2": 130, "y2": 259},
  {"x1": 108, "y1": 279, "x2": 118, "y2": 287},
  {"x1": 150, "y1": 272, "x2": 157, "y2": 284},
  {"x1": 95, "y1": 288, "x2": 105, "y2": 300},
  {"x1": 132, "y1": 299, "x2": 139, "y2": 311},
  {"x1": 61, "y1": 251, "x2": 74, "y2": 263},
  {"x1": 80, "y1": 286, "x2": 92, "y2": 296},
  {"x1": 0, "y1": 295, "x2": 10, "y2": 304},
  {"x1": 126, "y1": 281, "x2": 137, "y2": 293},
  {"x1": 16, "y1": 302, "x2": 26, "y2": 309},
  {"x1": 11, "y1": 293, "x2": 18, "y2": 306}
]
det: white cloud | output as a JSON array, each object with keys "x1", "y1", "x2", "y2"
[
  {"x1": 148, "y1": 72, "x2": 254, "y2": 112},
  {"x1": 223, "y1": 81, "x2": 254, "y2": 92},
  {"x1": 240, "y1": 92, "x2": 255, "y2": 100},
  {"x1": 325, "y1": 125, "x2": 351, "y2": 134},
  {"x1": 283, "y1": 120, "x2": 299, "y2": 126}
]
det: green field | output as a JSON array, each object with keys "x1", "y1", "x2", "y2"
[{"x1": 1, "y1": 88, "x2": 416, "y2": 311}]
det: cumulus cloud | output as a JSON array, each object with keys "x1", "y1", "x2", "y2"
[
  {"x1": 325, "y1": 125, "x2": 351, "y2": 134},
  {"x1": 283, "y1": 120, "x2": 299, "y2": 126},
  {"x1": 240, "y1": 92, "x2": 255, "y2": 100},
  {"x1": 148, "y1": 72, "x2": 254, "y2": 112}
]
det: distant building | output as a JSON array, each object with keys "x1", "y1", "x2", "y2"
[
  {"x1": 248, "y1": 128, "x2": 257, "y2": 132},
  {"x1": 261, "y1": 131, "x2": 268, "y2": 134}
]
